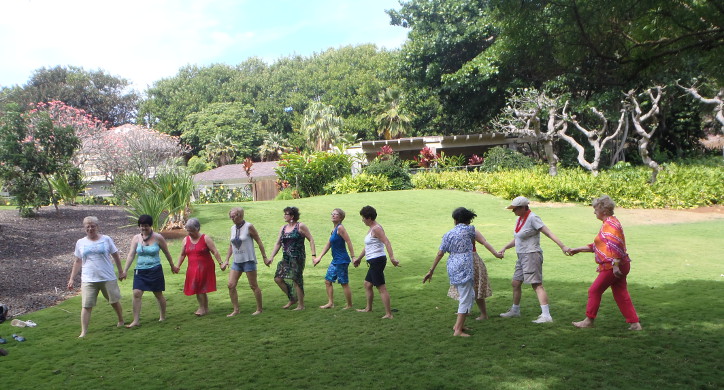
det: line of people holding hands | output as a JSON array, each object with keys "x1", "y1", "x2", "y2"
[{"x1": 68, "y1": 196, "x2": 641, "y2": 338}]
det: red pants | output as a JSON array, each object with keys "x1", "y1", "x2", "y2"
[{"x1": 586, "y1": 261, "x2": 639, "y2": 323}]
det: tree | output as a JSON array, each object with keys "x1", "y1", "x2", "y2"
[
  {"x1": 203, "y1": 133, "x2": 239, "y2": 167},
  {"x1": 0, "y1": 105, "x2": 79, "y2": 216},
  {"x1": 259, "y1": 132, "x2": 293, "y2": 161},
  {"x1": 627, "y1": 86, "x2": 664, "y2": 183},
  {"x1": 12, "y1": 66, "x2": 139, "y2": 126},
  {"x1": 678, "y1": 82, "x2": 724, "y2": 133},
  {"x1": 300, "y1": 101, "x2": 342, "y2": 152},
  {"x1": 375, "y1": 88, "x2": 413, "y2": 140},
  {"x1": 559, "y1": 107, "x2": 628, "y2": 175}
]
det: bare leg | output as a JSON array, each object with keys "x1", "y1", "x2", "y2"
[
  {"x1": 475, "y1": 298, "x2": 488, "y2": 320},
  {"x1": 453, "y1": 313, "x2": 471, "y2": 337},
  {"x1": 79, "y1": 307, "x2": 93, "y2": 338},
  {"x1": 320, "y1": 280, "x2": 335, "y2": 309},
  {"x1": 512, "y1": 280, "x2": 523, "y2": 305},
  {"x1": 356, "y1": 281, "x2": 374, "y2": 312},
  {"x1": 153, "y1": 291, "x2": 166, "y2": 321},
  {"x1": 195, "y1": 293, "x2": 208, "y2": 316},
  {"x1": 341, "y1": 283, "x2": 353, "y2": 309},
  {"x1": 532, "y1": 283, "x2": 549, "y2": 305},
  {"x1": 227, "y1": 269, "x2": 242, "y2": 317},
  {"x1": 573, "y1": 317, "x2": 595, "y2": 328},
  {"x1": 111, "y1": 302, "x2": 124, "y2": 327},
  {"x1": 292, "y1": 282, "x2": 305, "y2": 310},
  {"x1": 377, "y1": 284, "x2": 393, "y2": 319},
  {"x1": 275, "y1": 277, "x2": 296, "y2": 309},
  {"x1": 246, "y1": 271, "x2": 263, "y2": 315},
  {"x1": 126, "y1": 289, "x2": 143, "y2": 327}
]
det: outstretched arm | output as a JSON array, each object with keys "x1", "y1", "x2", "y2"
[
  {"x1": 423, "y1": 250, "x2": 445, "y2": 283},
  {"x1": 475, "y1": 230, "x2": 503, "y2": 259},
  {"x1": 540, "y1": 226, "x2": 570, "y2": 254}
]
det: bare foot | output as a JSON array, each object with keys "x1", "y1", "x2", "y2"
[
  {"x1": 125, "y1": 322, "x2": 141, "y2": 328},
  {"x1": 292, "y1": 305, "x2": 305, "y2": 311},
  {"x1": 116, "y1": 321, "x2": 125, "y2": 328},
  {"x1": 475, "y1": 315, "x2": 488, "y2": 321},
  {"x1": 251, "y1": 310, "x2": 262, "y2": 316},
  {"x1": 319, "y1": 303, "x2": 334, "y2": 309},
  {"x1": 381, "y1": 314, "x2": 394, "y2": 319},
  {"x1": 572, "y1": 318, "x2": 594, "y2": 328},
  {"x1": 194, "y1": 310, "x2": 208, "y2": 317},
  {"x1": 158, "y1": 317, "x2": 165, "y2": 322},
  {"x1": 356, "y1": 308, "x2": 372, "y2": 313},
  {"x1": 453, "y1": 331, "x2": 471, "y2": 337},
  {"x1": 628, "y1": 322, "x2": 643, "y2": 331},
  {"x1": 227, "y1": 311, "x2": 240, "y2": 317},
  {"x1": 78, "y1": 333, "x2": 86, "y2": 338},
  {"x1": 342, "y1": 305, "x2": 353, "y2": 310},
  {"x1": 282, "y1": 300, "x2": 297, "y2": 309}
]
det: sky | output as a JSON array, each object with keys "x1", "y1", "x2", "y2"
[{"x1": 0, "y1": 0, "x2": 409, "y2": 91}]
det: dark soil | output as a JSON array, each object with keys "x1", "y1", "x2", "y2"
[{"x1": 0, "y1": 205, "x2": 137, "y2": 317}]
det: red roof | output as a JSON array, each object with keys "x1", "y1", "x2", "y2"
[{"x1": 193, "y1": 161, "x2": 279, "y2": 183}]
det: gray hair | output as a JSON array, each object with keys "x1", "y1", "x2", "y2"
[
  {"x1": 592, "y1": 195, "x2": 616, "y2": 215},
  {"x1": 83, "y1": 216, "x2": 99, "y2": 225},
  {"x1": 229, "y1": 207, "x2": 244, "y2": 218},
  {"x1": 185, "y1": 218, "x2": 201, "y2": 231}
]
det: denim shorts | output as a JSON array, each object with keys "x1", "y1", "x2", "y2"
[{"x1": 232, "y1": 261, "x2": 257, "y2": 272}]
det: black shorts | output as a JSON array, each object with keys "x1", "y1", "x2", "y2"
[
  {"x1": 365, "y1": 256, "x2": 387, "y2": 287},
  {"x1": 133, "y1": 265, "x2": 165, "y2": 292}
]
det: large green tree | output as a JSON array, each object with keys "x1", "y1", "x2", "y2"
[{"x1": 4, "y1": 66, "x2": 139, "y2": 126}]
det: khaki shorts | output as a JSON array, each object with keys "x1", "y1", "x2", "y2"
[
  {"x1": 512, "y1": 252, "x2": 543, "y2": 284},
  {"x1": 81, "y1": 280, "x2": 121, "y2": 307}
]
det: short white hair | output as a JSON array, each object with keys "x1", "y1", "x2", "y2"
[
  {"x1": 592, "y1": 195, "x2": 616, "y2": 215},
  {"x1": 83, "y1": 216, "x2": 99, "y2": 225}
]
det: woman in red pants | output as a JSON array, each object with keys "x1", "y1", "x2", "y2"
[{"x1": 568, "y1": 195, "x2": 642, "y2": 331}]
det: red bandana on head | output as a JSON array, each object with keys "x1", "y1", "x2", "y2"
[{"x1": 515, "y1": 210, "x2": 531, "y2": 233}]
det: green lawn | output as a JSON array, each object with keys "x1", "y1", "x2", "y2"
[{"x1": 3, "y1": 190, "x2": 723, "y2": 390}]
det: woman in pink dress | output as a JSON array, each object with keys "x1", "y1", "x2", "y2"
[{"x1": 175, "y1": 218, "x2": 223, "y2": 316}]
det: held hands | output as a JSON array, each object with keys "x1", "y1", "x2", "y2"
[
  {"x1": 312, "y1": 256, "x2": 321, "y2": 266},
  {"x1": 220, "y1": 262, "x2": 228, "y2": 271},
  {"x1": 263, "y1": 257, "x2": 271, "y2": 267},
  {"x1": 353, "y1": 258, "x2": 362, "y2": 268},
  {"x1": 561, "y1": 246, "x2": 572, "y2": 256},
  {"x1": 493, "y1": 251, "x2": 504, "y2": 259},
  {"x1": 118, "y1": 271, "x2": 127, "y2": 281}
]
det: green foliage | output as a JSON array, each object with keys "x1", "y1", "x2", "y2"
[
  {"x1": 274, "y1": 187, "x2": 297, "y2": 201},
  {"x1": 49, "y1": 167, "x2": 88, "y2": 206},
  {"x1": 154, "y1": 169, "x2": 194, "y2": 229},
  {"x1": 411, "y1": 161, "x2": 724, "y2": 208},
  {"x1": 0, "y1": 106, "x2": 80, "y2": 216},
  {"x1": 479, "y1": 146, "x2": 534, "y2": 172},
  {"x1": 109, "y1": 172, "x2": 152, "y2": 206},
  {"x1": 364, "y1": 155, "x2": 412, "y2": 190},
  {"x1": 436, "y1": 152, "x2": 466, "y2": 170},
  {"x1": 125, "y1": 189, "x2": 167, "y2": 231},
  {"x1": 301, "y1": 101, "x2": 342, "y2": 152},
  {"x1": 195, "y1": 185, "x2": 252, "y2": 204},
  {"x1": 186, "y1": 155, "x2": 212, "y2": 174},
  {"x1": 275, "y1": 152, "x2": 352, "y2": 197},
  {"x1": 325, "y1": 173, "x2": 392, "y2": 194}
]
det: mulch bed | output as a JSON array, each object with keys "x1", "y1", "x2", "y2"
[{"x1": 0, "y1": 205, "x2": 137, "y2": 317}]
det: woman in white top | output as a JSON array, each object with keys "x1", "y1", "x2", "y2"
[
  {"x1": 222, "y1": 207, "x2": 269, "y2": 316},
  {"x1": 67, "y1": 216, "x2": 126, "y2": 338},
  {"x1": 353, "y1": 205, "x2": 399, "y2": 319}
]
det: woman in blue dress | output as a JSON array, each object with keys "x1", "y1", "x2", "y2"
[
  {"x1": 423, "y1": 207, "x2": 502, "y2": 336},
  {"x1": 313, "y1": 208, "x2": 355, "y2": 309},
  {"x1": 123, "y1": 214, "x2": 176, "y2": 328}
]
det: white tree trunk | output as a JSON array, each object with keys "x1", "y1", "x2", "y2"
[{"x1": 627, "y1": 87, "x2": 664, "y2": 183}]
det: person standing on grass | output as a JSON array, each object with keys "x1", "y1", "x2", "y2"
[
  {"x1": 353, "y1": 205, "x2": 399, "y2": 319},
  {"x1": 176, "y1": 218, "x2": 224, "y2": 316},
  {"x1": 423, "y1": 207, "x2": 502, "y2": 336},
  {"x1": 568, "y1": 195, "x2": 642, "y2": 331},
  {"x1": 498, "y1": 196, "x2": 570, "y2": 323},
  {"x1": 222, "y1": 207, "x2": 270, "y2": 317},
  {"x1": 68, "y1": 216, "x2": 126, "y2": 338},
  {"x1": 269, "y1": 206, "x2": 316, "y2": 311},
  {"x1": 123, "y1": 214, "x2": 176, "y2": 328},
  {"x1": 313, "y1": 208, "x2": 355, "y2": 309}
]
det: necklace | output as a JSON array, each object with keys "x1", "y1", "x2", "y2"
[
  {"x1": 142, "y1": 233, "x2": 153, "y2": 243},
  {"x1": 514, "y1": 210, "x2": 531, "y2": 233}
]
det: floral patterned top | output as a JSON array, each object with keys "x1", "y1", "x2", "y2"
[
  {"x1": 439, "y1": 224, "x2": 475, "y2": 285},
  {"x1": 588, "y1": 216, "x2": 630, "y2": 272}
]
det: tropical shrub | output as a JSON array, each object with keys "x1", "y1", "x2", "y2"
[
  {"x1": 49, "y1": 167, "x2": 88, "y2": 206},
  {"x1": 154, "y1": 169, "x2": 194, "y2": 229},
  {"x1": 325, "y1": 173, "x2": 392, "y2": 194},
  {"x1": 275, "y1": 152, "x2": 352, "y2": 197},
  {"x1": 125, "y1": 189, "x2": 167, "y2": 231},
  {"x1": 187, "y1": 155, "x2": 212, "y2": 174},
  {"x1": 195, "y1": 185, "x2": 253, "y2": 204},
  {"x1": 110, "y1": 172, "x2": 152, "y2": 206},
  {"x1": 364, "y1": 155, "x2": 412, "y2": 190},
  {"x1": 479, "y1": 146, "x2": 535, "y2": 172}
]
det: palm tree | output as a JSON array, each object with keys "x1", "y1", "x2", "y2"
[
  {"x1": 301, "y1": 101, "x2": 342, "y2": 152},
  {"x1": 375, "y1": 88, "x2": 413, "y2": 140},
  {"x1": 204, "y1": 133, "x2": 238, "y2": 166},
  {"x1": 259, "y1": 132, "x2": 293, "y2": 161}
]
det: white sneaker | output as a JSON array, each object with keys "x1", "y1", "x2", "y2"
[
  {"x1": 532, "y1": 315, "x2": 553, "y2": 323},
  {"x1": 499, "y1": 309, "x2": 521, "y2": 318}
]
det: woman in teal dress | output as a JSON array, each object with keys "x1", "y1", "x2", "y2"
[
  {"x1": 269, "y1": 207, "x2": 316, "y2": 310},
  {"x1": 123, "y1": 214, "x2": 176, "y2": 328}
]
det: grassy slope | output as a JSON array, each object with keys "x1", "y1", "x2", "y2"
[{"x1": 3, "y1": 190, "x2": 722, "y2": 390}]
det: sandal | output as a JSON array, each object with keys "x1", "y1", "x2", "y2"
[
  {"x1": 24, "y1": 320, "x2": 37, "y2": 327},
  {"x1": 11, "y1": 334, "x2": 25, "y2": 342},
  {"x1": 0, "y1": 336, "x2": 6, "y2": 344}
]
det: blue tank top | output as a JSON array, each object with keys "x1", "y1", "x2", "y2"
[
  {"x1": 330, "y1": 224, "x2": 351, "y2": 265},
  {"x1": 136, "y1": 242, "x2": 161, "y2": 270}
]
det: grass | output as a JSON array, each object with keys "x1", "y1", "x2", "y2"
[{"x1": 3, "y1": 190, "x2": 723, "y2": 390}]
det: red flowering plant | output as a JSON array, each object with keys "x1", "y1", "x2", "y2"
[
  {"x1": 376, "y1": 145, "x2": 395, "y2": 160},
  {"x1": 415, "y1": 146, "x2": 438, "y2": 168},
  {"x1": 468, "y1": 154, "x2": 484, "y2": 165}
]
